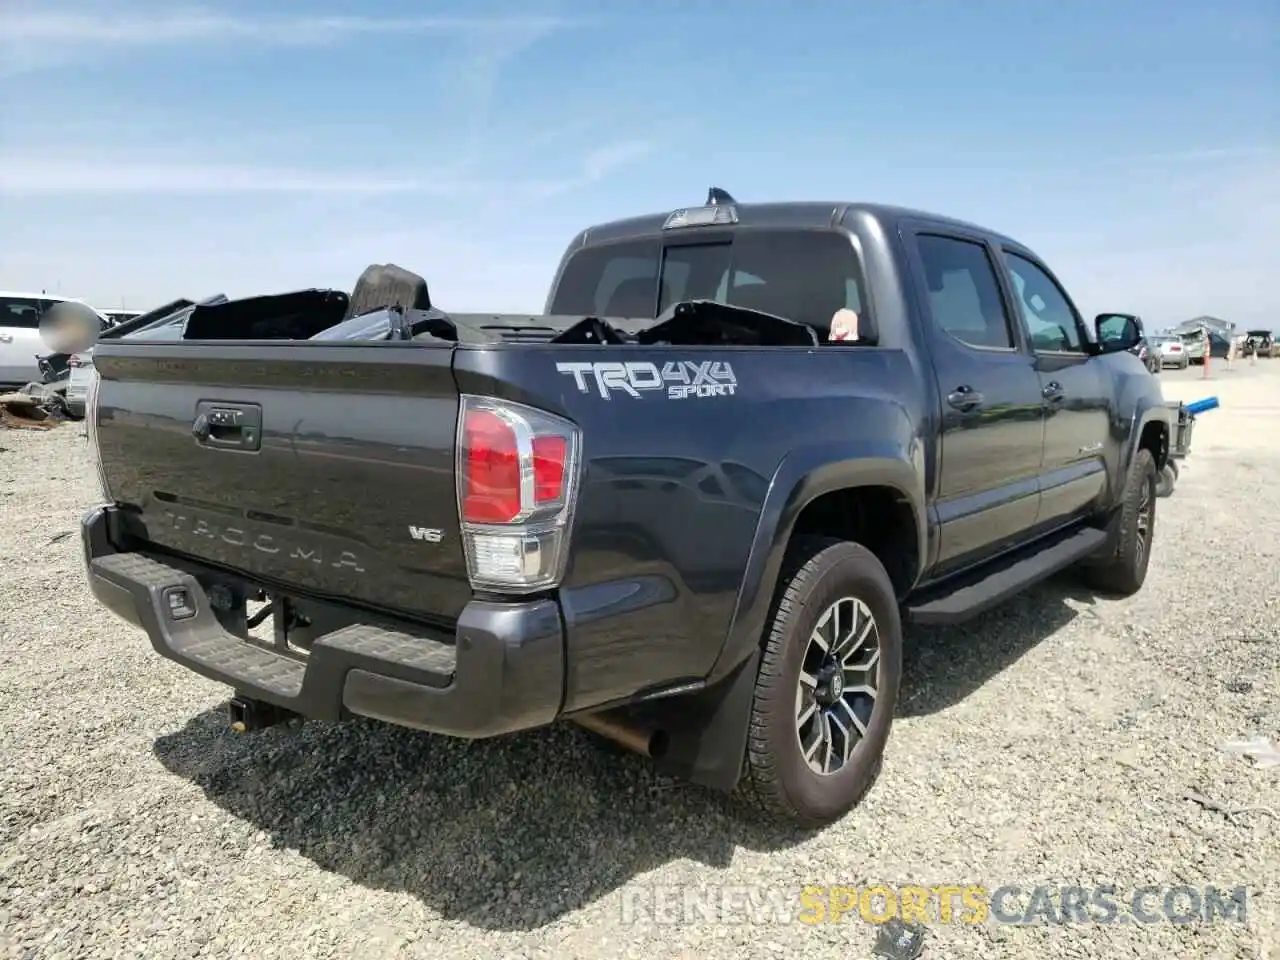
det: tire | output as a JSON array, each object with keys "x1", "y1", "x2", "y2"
[
  {"x1": 1082, "y1": 448, "x2": 1157, "y2": 595},
  {"x1": 1155, "y1": 459, "x2": 1178, "y2": 498},
  {"x1": 739, "y1": 537, "x2": 903, "y2": 828},
  {"x1": 346, "y1": 263, "x2": 431, "y2": 320}
]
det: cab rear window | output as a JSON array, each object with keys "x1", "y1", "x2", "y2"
[{"x1": 548, "y1": 229, "x2": 868, "y2": 336}]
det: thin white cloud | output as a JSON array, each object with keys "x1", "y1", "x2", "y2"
[
  {"x1": 0, "y1": 9, "x2": 577, "y2": 47},
  {"x1": 514, "y1": 139, "x2": 657, "y2": 203},
  {"x1": 0, "y1": 137, "x2": 656, "y2": 199},
  {"x1": 581, "y1": 140, "x2": 655, "y2": 181},
  {"x1": 0, "y1": 157, "x2": 484, "y2": 196},
  {"x1": 1133, "y1": 145, "x2": 1279, "y2": 164},
  {"x1": 0, "y1": 6, "x2": 581, "y2": 75}
]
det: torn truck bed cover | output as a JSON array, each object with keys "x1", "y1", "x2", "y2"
[{"x1": 415, "y1": 300, "x2": 821, "y2": 347}]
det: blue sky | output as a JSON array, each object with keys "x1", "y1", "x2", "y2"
[{"x1": 1, "y1": 0, "x2": 1276, "y2": 327}]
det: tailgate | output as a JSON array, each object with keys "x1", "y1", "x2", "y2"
[{"x1": 92, "y1": 341, "x2": 471, "y2": 621}]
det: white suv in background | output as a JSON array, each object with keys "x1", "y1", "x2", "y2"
[
  {"x1": 0, "y1": 291, "x2": 108, "y2": 388},
  {"x1": 63, "y1": 294, "x2": 228, "y2": 416}
]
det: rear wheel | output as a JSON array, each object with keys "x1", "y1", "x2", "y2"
[{"x1": 739, "y1": 537, "x2": 902, "y2": 828}]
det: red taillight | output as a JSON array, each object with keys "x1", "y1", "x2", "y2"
[
  {"x1": 532, "y1": 436, "x2": 567, "y2": 504},
  {"x1": 456, "y1": 396, "x2": 581, "y2": 593},
  {"x1": 461, "y1": 409, "x2": 521, "y2": 523}
]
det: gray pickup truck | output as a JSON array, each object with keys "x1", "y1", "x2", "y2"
[{"x1": 76, "y1": 190, "x2": 1173, "y2": 827}]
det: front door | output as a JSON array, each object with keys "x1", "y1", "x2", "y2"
[
  {"x1": 999, "y1": 249, "x2": 1113, "y2": 527},
  {"x1": 908, "y1": 230, "x2": 1046, "y2": 576}
]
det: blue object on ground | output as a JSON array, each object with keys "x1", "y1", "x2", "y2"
[{"x1": 1185, "y1": 396, "x2": 1219, "y2": 415}]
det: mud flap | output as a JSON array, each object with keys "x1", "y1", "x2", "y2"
[
  {"x1": 1079, "y1": 504, "x2": 1124, "y2": 569},
  {"x1": 641, "y1": 647, "x2": 762, "y2": 793}
]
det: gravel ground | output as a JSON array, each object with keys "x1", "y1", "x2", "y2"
[{"x1": 1, "y1": 361, "x2": 1277, "y2": 960}]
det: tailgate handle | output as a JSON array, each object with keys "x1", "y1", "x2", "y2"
[{"x1": 193, "y1": 402, "x2": 262, "y2": 452}]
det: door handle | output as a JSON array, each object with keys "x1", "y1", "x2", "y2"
[
  {"x1": 946, "y1": 387, "x2": 984, "y2": 411},
  {"x1": 0, "y1": 333, "x2": 12, "y2": 343},
  {"x1": 192, "y1": 402, "x2": 262, "y2": 451},
  {"x1": 1042, "y1": 381, "x2": 1064, "y2": 402}
]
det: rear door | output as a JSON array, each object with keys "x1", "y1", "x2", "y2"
[
  {"x1": 998, "y1": 248, "x2": 1113, "y2": 526},
  {"x1": 905, "y1": 227, "x2": 1045, "y2": 575},
  {"x1": 0, "y1": 295, "x2": 47, "y2": 385}
]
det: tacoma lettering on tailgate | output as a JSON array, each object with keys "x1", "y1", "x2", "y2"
[{"x1": 163, "y1": 510, "x2": 365, "y2": 572}]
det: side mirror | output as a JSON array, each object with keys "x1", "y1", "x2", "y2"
[
  {"x1": 1093, "y1": 313, "x2": 1141, "y2": 354},
  {"x1": 39, "y1": 301, "x2": 103, "y2": 355}
]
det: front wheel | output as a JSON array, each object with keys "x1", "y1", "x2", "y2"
[
  {"x1": 1082, "y1": 449, "x2": 1157, "y2": 595},
  {"x1": 739, "y1": 537, "x2": 902, "y2": 828}
]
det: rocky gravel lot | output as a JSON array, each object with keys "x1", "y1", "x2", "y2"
[{"x1": 1, "y1": 362, "x2": 1277, "y2": 960}]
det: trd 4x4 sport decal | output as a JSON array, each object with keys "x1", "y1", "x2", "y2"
[{"x1": 556, "y1": 360, "x2": 737, "y2": 400}]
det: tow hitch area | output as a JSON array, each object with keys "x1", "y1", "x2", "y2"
[
  {"x1": 228, "y1": 695, "x2": 297, "y2": 733},
  {"x1": 1158, "y1": 396, "x2": 1216, "y2": 498}
]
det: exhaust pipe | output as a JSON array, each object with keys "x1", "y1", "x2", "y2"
[{"x1": 573, "y1": 711, "x2": 669, "y2": 759}]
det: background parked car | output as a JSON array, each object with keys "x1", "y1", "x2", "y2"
[
  {"x1": 1244, "y1": 330, "x2": 1274, "y2": 358},
  {"x1": 1179, "y1": 328, "x2": 1233, "y2": 364},
  {"x1": 39, "y1": 297, "x2": 197, "y2": 387},
  {"x1": 1154, "y1": 335, "x2": 1189, "y2": 369},
  {"x1": 63, "y1": 294, "x2": 227, "y2": 416},
  {"x1": 1131, "y1": 335, "x2": 1161, "y2": 373},
  {"x1": 1, "y1": 291, "x2": 110, "y2": 389}
]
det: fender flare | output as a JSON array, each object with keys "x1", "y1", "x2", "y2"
[
  {"x1": 1123, "y1": 397, "x2": 1172, "y2": 477},
  {"x1": 706, "y1": 440, "x2": 927, "y2": 683}
]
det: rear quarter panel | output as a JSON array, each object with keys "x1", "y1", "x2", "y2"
[{"x1": 454, "y1": 344, "x2": 928, "y2": 713}]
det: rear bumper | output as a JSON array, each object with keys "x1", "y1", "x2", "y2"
[{"x1": 81, "y1": 506, "x2": 565, "y2": 738}]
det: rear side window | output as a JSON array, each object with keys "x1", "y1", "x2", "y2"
[
  {"x1": 0, "y1": 296, "x2": 44, "y2": 329},
  {"x1": 548, "y1": 229, "x2": 867, "y2": 335},
  {"x1": 915, "y1": 235, "x2": 1014, "y2": 349}
]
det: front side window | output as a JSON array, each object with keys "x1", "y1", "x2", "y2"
[{"x1": 1003, "y1": 252, "x2": 1084, "y2": 353}]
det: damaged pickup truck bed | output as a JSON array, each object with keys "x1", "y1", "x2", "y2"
[{"x1": 80, "y1": 190, "x2": 1173, "y2": 827}]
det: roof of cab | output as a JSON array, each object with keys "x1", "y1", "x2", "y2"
[
  {"x1": 0, "y1": 291, "x2": 109, "y2": 320},
  {"x1": 575, "y1": 200, "x2": 1023, "y2": 250},
  {"x1": 0, "y1": 290, "x2": 74, "y2": 300}
]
